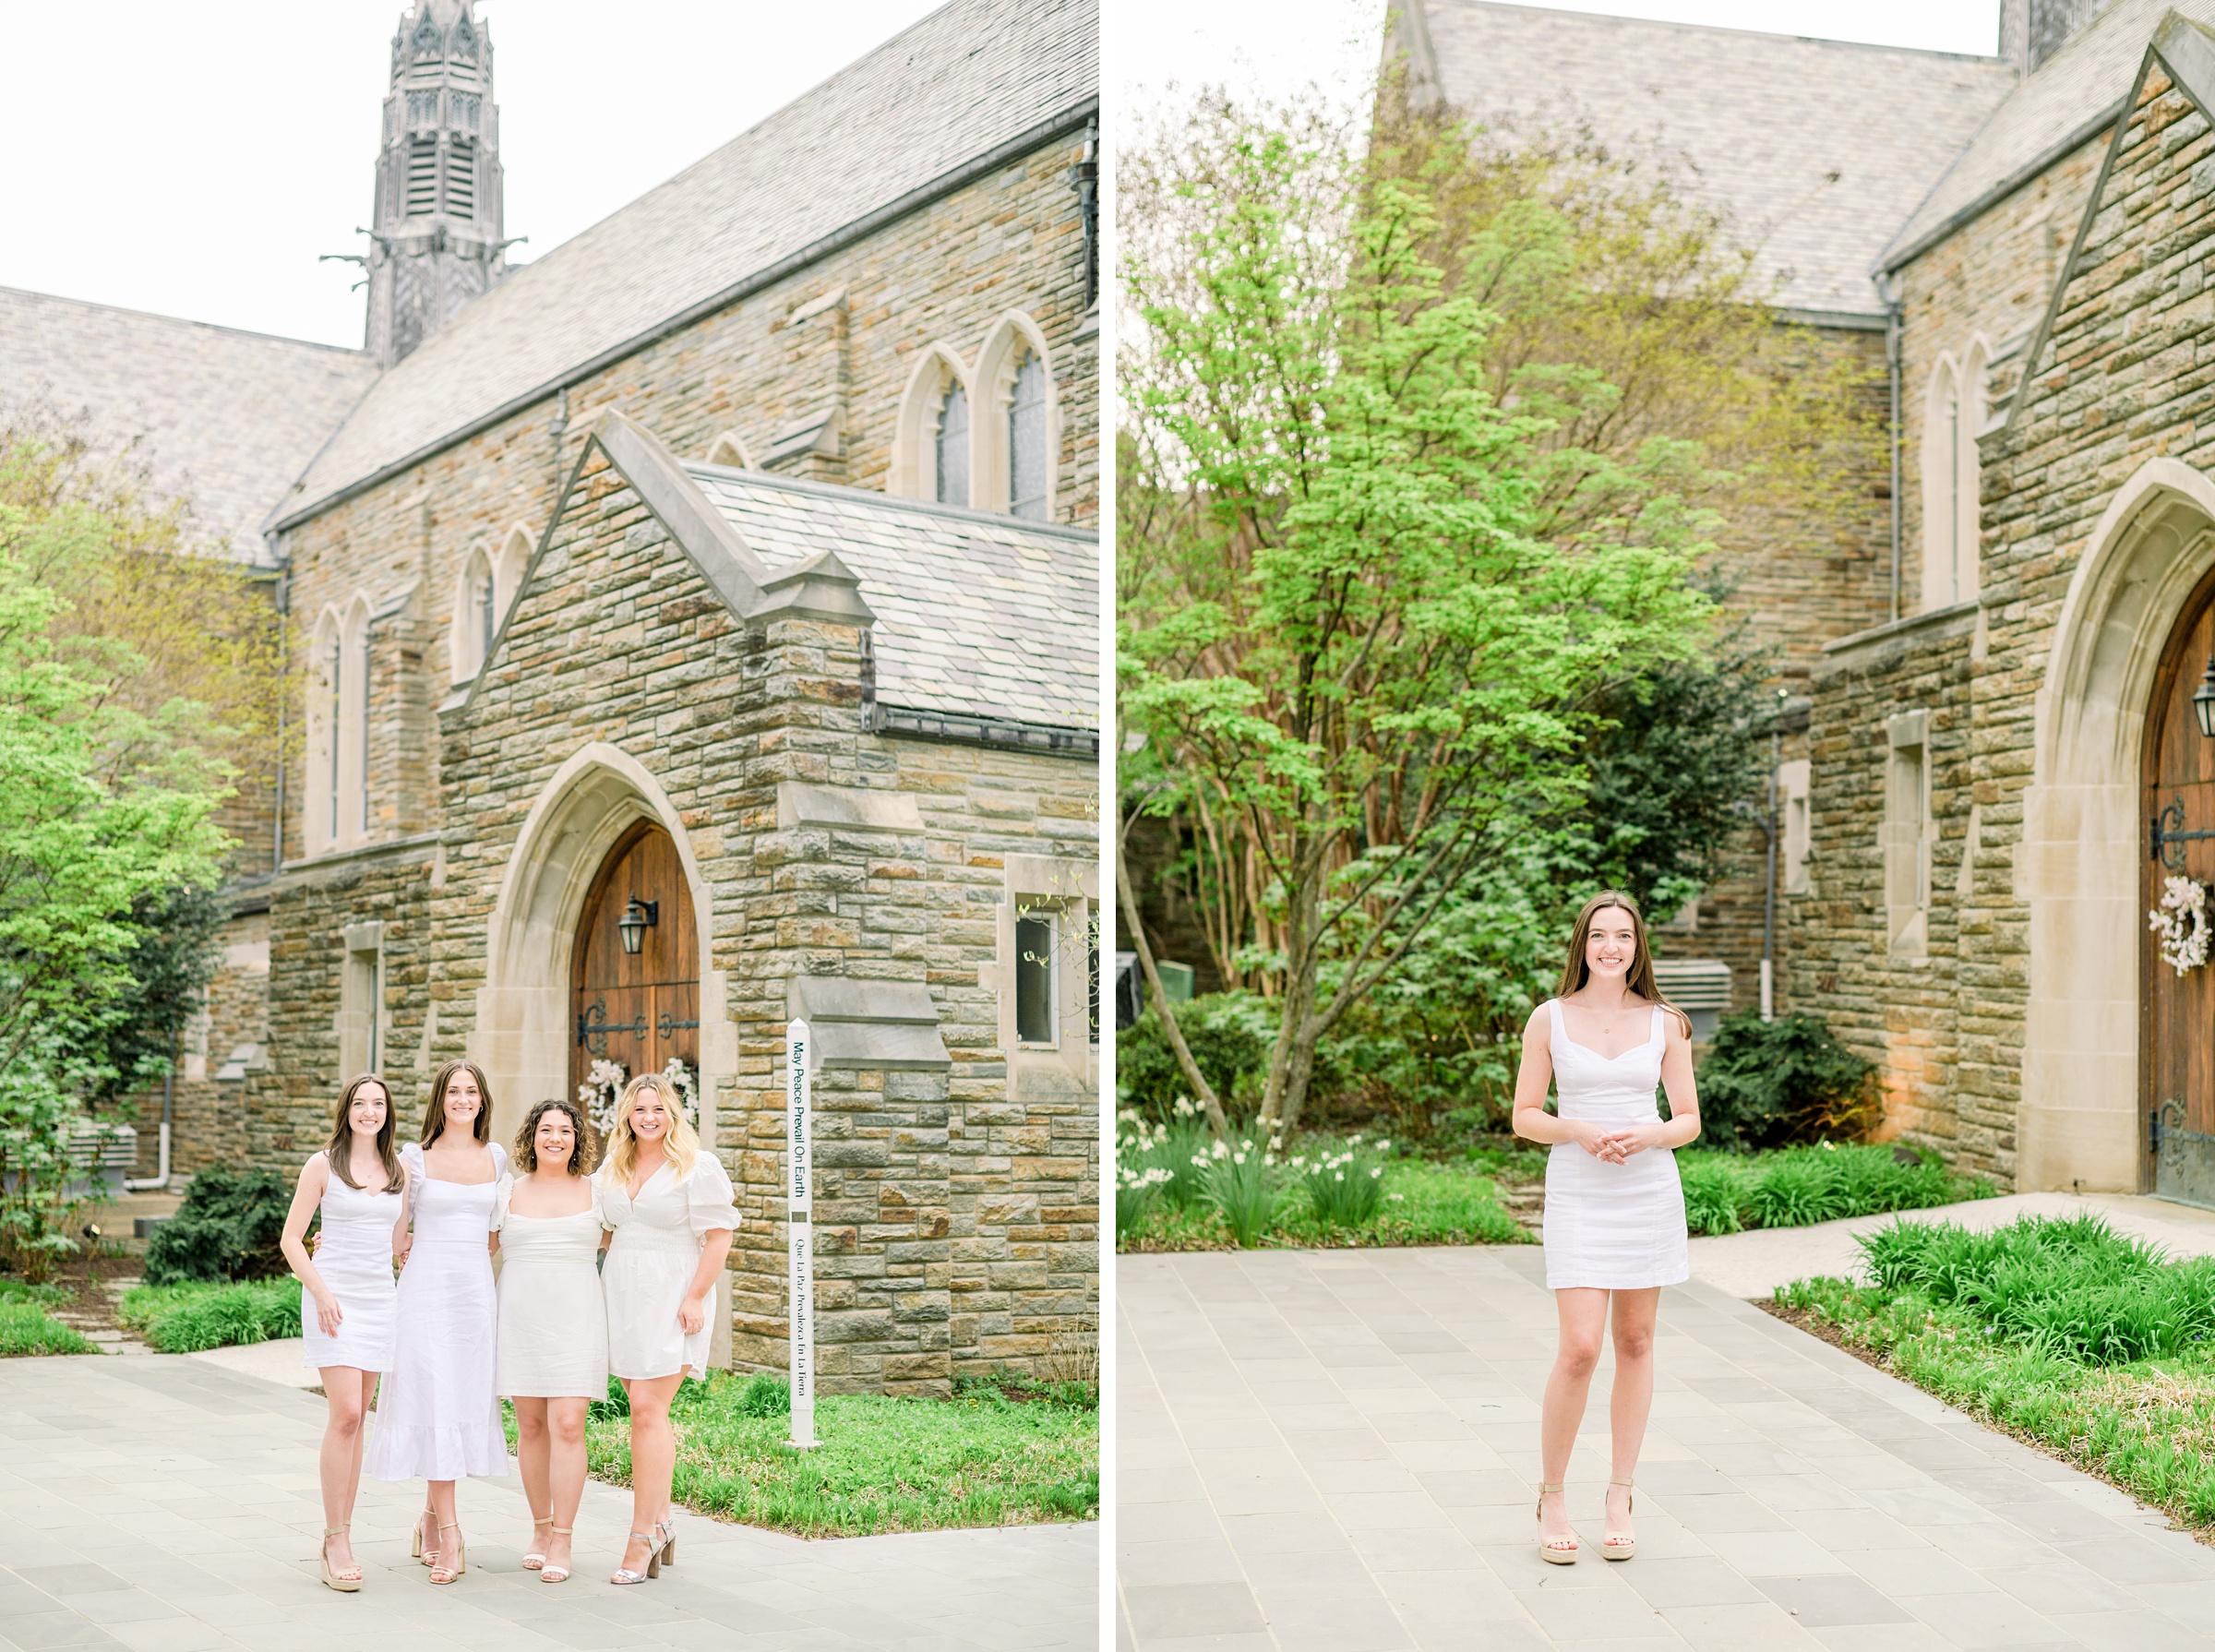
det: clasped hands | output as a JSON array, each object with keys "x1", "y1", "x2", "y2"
[{"x1": 1571, "y1": 1120, "x2": 1665, "y2": 1164}]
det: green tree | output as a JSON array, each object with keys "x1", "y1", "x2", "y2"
[{"x1": 1120, "y1": 94, "x2": 1711, "y2": 1137}]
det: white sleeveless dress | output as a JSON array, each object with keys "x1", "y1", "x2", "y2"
[
  {"x1": 300, "y1": 1155, "x2": 401, "y2": 1371},
  {"x1": 1542, "y1": 1000, "x2": 1689, "y2": 1291},
  {"x1": 364, "y1": 1142, "x2": 511, "y2": 1481},
  {"x1": 494, "y1": 1179, "x2": 610, "y2": 1400}
]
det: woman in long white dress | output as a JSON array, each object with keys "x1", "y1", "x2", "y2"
[
  {"x1": 363, "y1": 1059, "x2": 509, "y2": 1584},
  {"x1": 493, "y1": 1097, "x2": 607, "y2": 1586},
  {"x1": 597, "y1": 1072, "x2": 736, "y2": 1585},
  {"x1": 279, "y1": 1073, "x2": 409, "y2": 1592},
  {"x1": 1512, "y1": 891, "x2": 1702, "y2": 1565}
]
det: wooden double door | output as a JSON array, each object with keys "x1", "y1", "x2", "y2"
[
  {"x1": 570, "y1": 821, "x2": 700, "y2": 1102},
  {"x1": 2144, "y1": 574, "x2": 2215, "y2": 1206}
]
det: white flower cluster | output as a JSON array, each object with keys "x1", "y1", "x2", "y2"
[
  {"x1": 1290, "y1": 1134, "x2": 1390, "y2": 1183},
  {"x1": 1191, "y1": 1136, "x2": 1275, "y2": 1169},
  {"x1": 1118, "y1": 1162, "x2": 1176, "y2": 1191},
  {"x1": 2150, "y1": 875, "x2": 2212, "y2": 976},
  {"x1": 576, "y1": 1055, "x2": 700, "y2": 1134}
]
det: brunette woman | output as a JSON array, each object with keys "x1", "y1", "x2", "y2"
[
  {"x1": 597, "y1": 1072, "x2": 736, "y2": 1586},
  {"x1": 1511, "y1": 891, "x2": 1701, "y2": 1564},
  {"x1": 363, "y1": 1059, "x2": 509, "y2": 1584},
  {"x1": 493, "y1": 1097, "x2": 607, "y2": 1586},
  {"x1": 280, "y1": 1073, "x2": 409, "y2": 1592}
]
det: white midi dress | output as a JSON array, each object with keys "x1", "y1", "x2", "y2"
[
  {"x1": 1542, "y1": 1000, "x2": 1689, "y2": 1291},
  {"x1": 494, "y1": 1179, "x2": 610, "y2": 1400},
  {"x1": 300, "y1": 1157, "x2": 401, "y2": 1371},
  {"x1": 364, "y1": 1142, "x2": 511, "y2": 1481},
  {"x1": 600, "y1": 1155, "x2": 739, "y2": 1382}
]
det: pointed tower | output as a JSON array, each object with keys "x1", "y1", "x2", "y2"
[{"x1": 365, "y1": 0, "x2": 506, "y2": 366}]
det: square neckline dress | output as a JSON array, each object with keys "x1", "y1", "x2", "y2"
[{"x1": 1541, "y1": 999, "x2": 1689, "y2": 1291}]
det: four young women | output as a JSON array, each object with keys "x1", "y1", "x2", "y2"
[{"x1": 284, "y1": 1065, "x2": 736, "y2": 1591}]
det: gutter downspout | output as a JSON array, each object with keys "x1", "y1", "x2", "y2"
[
  {"x1": 272, "y1": 557, "x2": 289, "y2": 873},
  {"x1": 1883, "y1": 275, "x2": 1905, "y2": 623},
  {"x1": 122, "y1": 1059, "x2": 174, "y2": 1193},
  {"x1": 1761, "y1": 722, "x2": 1780, "y2": 1022}
]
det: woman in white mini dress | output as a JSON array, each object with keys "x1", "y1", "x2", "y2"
[
  {"x1": 1512, "y1": 891, "x2": 1701, "y2": 1566},
  {"x1": 279, "y1": 1073, "x2": 409, "y2": 1592},
  {"x1": 364, "y1": 1059, "x2": 509, "y2": 1584},
  {"x1": 597, "y1": 1072, "x2": 736, "y2": 1585},
  {"x1": 493, "y1": 1096, "x2": 607, "y2": 1586}
]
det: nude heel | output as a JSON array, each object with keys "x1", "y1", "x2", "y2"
[
  {"x1": 1602, "y1": 1478, "x2": 1636, "y2": 1561},
  {"x1": 1535, "y1": 1481, "x2": 1577, "y2": 1563},
  {"x1": 540, "y1": 1526, "x2": 574, "y2": 1584},
  {"x1": 428, "y1": 1522, "x2": 466, "y2": 1584},
  {"x1": 319, "y1": 1525, "x2": 362, "y2": 1592}
]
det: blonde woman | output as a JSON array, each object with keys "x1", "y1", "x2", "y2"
[
  {"x1": 364, "y1": 1059, "x2": 509, "y2": 1585},
  {"x1": 493, "y1": 1097, "x2": 607, "y2": 1586},
  {"x1": 1512, "y1": 891, "x2": 1701, "y2": 1565},
  {"x1": 596, "y1": 1072, "x2": 736, "y2": 1586},
  {"x1": 280, "y1": 1073, "x2": 409, "y2": 1592}
]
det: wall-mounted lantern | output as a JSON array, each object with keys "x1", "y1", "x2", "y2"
[
  {"x1": 2193, "y1": 656, "x2": 2215, "y2": 739},
  {"x1": 617, "y1": 893, "x2": 659, "y2": 956}
]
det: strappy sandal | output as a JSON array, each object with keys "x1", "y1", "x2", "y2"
[
  {"x1": 610, "y1": 1529, "x2": 660, "y2": 1585},
  {"x1": 653, "y1": 1517, "x2": 676, "y2": 1567},
  {"x1": 319, "y1": 1524, "x2": 362, "y2": 1592},
  {"x1": 540, "y1": 1526, "x2": 575, "y2": 1584},
  {"x1": 1536, "y1": 1481, "x2": 1577, "y2": 1563},
  {"x1": 428, "y1": 1521, "x2": 466, "y2": 1584},
  {"x1": 521, "y1": 1511, "x2": 553, "y2": 1570},
  {"x1": 411, "y1": 1507, "x2": 436, "y2": 1566},
  {"x1": 1602, "y1": 1478, "x2": 1636, "y2": 1561}
]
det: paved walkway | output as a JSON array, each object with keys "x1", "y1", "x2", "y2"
[
  {"x1": 1118, "y1": 1249, "x2": 2215, "y2": 1651},
  {"x1": 0, "y1": 1352, "x2": 1094, "y2": 1652}
]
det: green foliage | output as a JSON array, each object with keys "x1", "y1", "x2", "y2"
[
  {"x1": 87, "y1": 882, "x2": 226, "y2": 1107},
  {"x1": 141, "y1": 1167, "x2": 293, "y2": 1285},
  {"x1": 0, "y1": 1301, "x2": 94, "y2": 1357},
  {"x1": 1116, "y1": 1104, "x2": 1214, "y2": 1230},
  {"x1": 0, "y1": 1037, "x2": 102, "y2": 1282},
  {"x1": 116, "y1": 1278, "x2": 300, "y2": 1352},
  {"x1": 1678, "y1": 1143, "x2": 1991, "y2": 1237},
  {"x1": 1117, "y1": 992, "x2": 1279, "y2": 1119},
  {"x1": 1123, "y1": 1158, "x2": 1529, "y2": 1251},
  {"x1": 1290, "y1": 1134, "x2": 1391, "y2": 1228},
  {"x1": 1694, "y1": 1011, "x2": 1879, "y2": 1151},
  {"x1": 525, "y1": 1368, "x2": 1097, "y2": 1537},
  {"x1": 590, "y1": 1374, "x2": 631, "y2": 1421},
  {"x1": 1194, "y1": 1137, "x2": 1279, "y2": 1247},
  {"x1": 0, "y1": 1278, "x2": 67, "y2": 1307}
]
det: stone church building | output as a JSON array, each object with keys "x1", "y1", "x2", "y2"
[
  {"x1": 1405, "y1": 0, "x2": 2215, "y2": 1200},
  {"x1": 0, "y1": 0, "x2": 1100, "y2": 1389}
]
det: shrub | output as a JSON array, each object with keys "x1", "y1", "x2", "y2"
[
  {"x1": 117, "y1": 1279, "x2": 299, "y2": 1352},
  {"x1": 142, "y1": 1166, "x2": 293, "y2": 1285},
  {"x1": 1116, "y1": 992, "x2": 1278, "y2": 1118},
  {"x1": 1194, "y1": 1137, "x2": 1277, "y2": 1247},
  {"x1": 736, "y1": 1371, "x2": 792, "y2": 1418},
  {"x1": 1291, "y1": 1135, "x2": 1391, "y2": 1228},
  {"x1": 1694, "y1": 1012, "x2": 1878, "y2": 1151},
  {"x1": 1679, "y1": 1143, "x2": 1992, "y2": 1237}
]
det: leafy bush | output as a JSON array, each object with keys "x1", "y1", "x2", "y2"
[
  {"x1": 0, "y1": 1302, "x2": 94, "y2": 1357},
  {"x1": 1679, "y1": 1143, "x2": 1991, "y2": 1236},
  {"x1": 142, "y1": 1166, "x2": 294, "y2": 1285},
  {"x1": 736, "y1": 1371, "x2": 791, "y2": 1418},
  {"x1": 1116, "y1": 992, "x2": 1279, "y2": 1118},
  {"x1": 1193, "y1": 1137, "x2": 1277, "y2": 1247},
  {"x1": 1291, "y1": 1135, "x2": 1391, "y2": 1228},
  {"x1": 1694, "y1": 1012, "x2": 1878, "y2": 1150},
  {"x1": 116, "y1": 1278, "x2": 300, "y2": 1352}
]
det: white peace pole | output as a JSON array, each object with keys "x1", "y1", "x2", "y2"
[{"x1": 785, "y1": 1019, "x2": 818, "y2": 1449}]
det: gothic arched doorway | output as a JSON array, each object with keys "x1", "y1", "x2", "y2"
[
  {"x1": 2142, "y1": 562, "x2": 2215, "y2": 1206},
  {"x1": 571, "y1": 820, "x2": 700, "y2": 1107}
]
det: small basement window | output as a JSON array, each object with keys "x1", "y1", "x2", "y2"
[{"x1": 1015, "y1": 912, "x2": 1056, "y2": 1046}]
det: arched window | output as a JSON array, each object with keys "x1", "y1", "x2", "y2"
[
  {"x1": 936, "y1": 384, "x2": 970, "y2": 508},
  {"x1": 494, "y1": 522, "x2": 533, "y2": 619},
  {"x1": 1921, "y1": 346, "x2": 1985, "y2": 612},
  {"x1": 307, "y1": 609, "x2": 341, "y2": 854},
  {"x1": 450, "y1": 545, "x2": 496, "y2": 683},
  {"x1": 703, "y1": 431, "x2": 754, "y2": 469},
  {"x1": 340, "y1": 598, "x2": 371, "y2": 843},
  {"x1": 1009, "y1": 351, "x2": 1048, "y2": 521}
]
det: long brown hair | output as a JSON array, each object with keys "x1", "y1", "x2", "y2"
[
  {"x1": 421, "y1": 1059, "x2": 495, "y2": 1147},
  {"x1": 512, "y1": 1097, "x2": 598, "y2": 1177},
  {"x1": 1557, "y1": 890, "x2": 1690, "y2": 1036},
  {"x1": 324, "y1": 1073, "x2": 405, "y2": 1192}
]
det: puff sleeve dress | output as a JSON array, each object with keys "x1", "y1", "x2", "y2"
[
  {"x1": 494, "y1": 1177, "x2": 610, "y2": 1400},
  {"x1": 599, "y1": 1154, "x2": 739, "y2": 1382},
  {"x1": 364, "y1": 1142, "x2": 510, "y2": 1481}
]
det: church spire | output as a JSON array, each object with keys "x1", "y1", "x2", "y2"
[{"x1": 365, "y1": 0, "x2": 508, "y2": 366}]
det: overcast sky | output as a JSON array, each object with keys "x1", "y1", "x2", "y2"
[
  {"x1": 0, "y1": 1, "x2": 946, "y2": 349},
  {"x1": 1117, "y1": 1, "x2": 2006, "y2": 127}
]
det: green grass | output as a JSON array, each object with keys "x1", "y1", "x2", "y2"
[
  {"x1": 503, "y1": 1370, "x2": 1097, "y2": 1538},
  {"x1": 0, "y1": 1280, "x2": 70, "y2": 1309},
  {"x1": 116, "y1": 1279, "x2": 301, "y2": 1353},
  {"x1": 0, "y1": 1302, "x2": 95, "y2": 1357},
  {"x1": 1779, "y1": 1214, "x2": 2215, "y2": 1531},
  {"x1": 1120, "y1": 1160, "x2": 1529, "y2": 1251},
  {"x1": 1679, "y1": 1143, "x2": 1993, "y2": 1236}
]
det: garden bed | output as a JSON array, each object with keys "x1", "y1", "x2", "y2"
[
  {"x1": 503, "y1": 1370, "x2": 1098, "y2": 1538},
  {"x1": 115, "y1": 1278, "x2": 299, "y2": 1352},
  {"x1": 1774, "y1": 1213, "x2": 2215, "y2": 1537},
  {"x1": 1679, "y1": 1142, "x2": 1994, "y2": 1236},
  {"x1": 1119, "y1": 1159, "x2": 1528, "y2": 1251},
  {"x1": 0, "y1": 1282, "x2": 94, "y2": 1357}
]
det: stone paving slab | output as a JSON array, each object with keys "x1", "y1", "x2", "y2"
[
  {"x1": 0, "y1": 1352, "x2": 1094, "y2": 1652},
  {"x1": 1687, "y1": 1191, "x2": 2215, "y2": 1300},
  {"x1": 1117, "y1": 1248, "x2": 2215, "y2": 1650}
]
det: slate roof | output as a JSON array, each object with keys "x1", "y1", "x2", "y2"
[
  {"x1": 1411, "y1": 2, "x2": 2017, "y2": 317},
  {"x1": 279, "y1": 0, "x2": 1097, "y2": 528},
  {"x1": 0, "y1": 286, "x2": 377, "y2": 561},
  {"x1": 688, "y1": 464, "x2": 1096, "y2": 735},
  {"x1": 1880, "y1": 0, "x2": 2215, "y2": 268}
]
